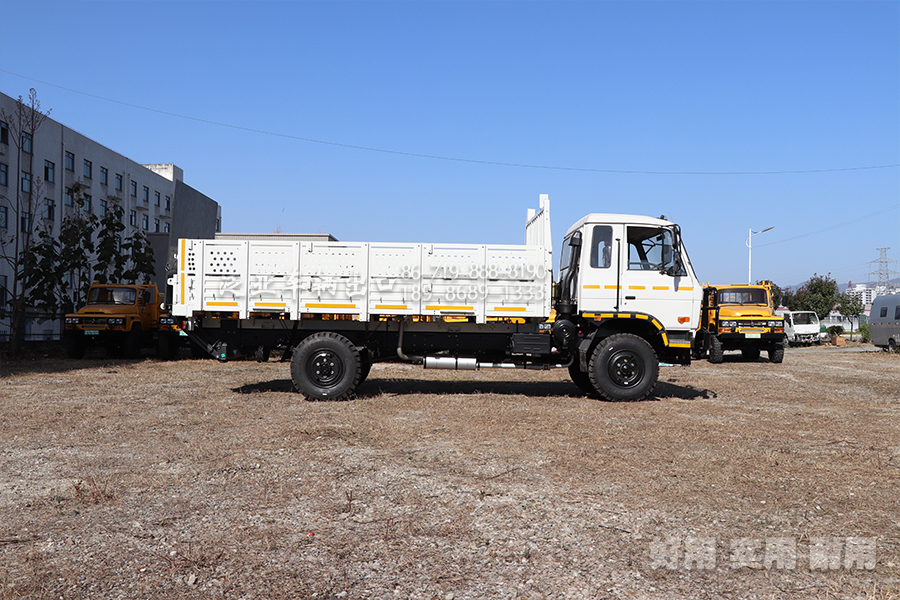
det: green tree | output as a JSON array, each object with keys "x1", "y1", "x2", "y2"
[
  {"x1": 788, "y1": 274, "x2": 839, "y2": 320},
  {"x1": 836, "y1": 292, "x2": 864, "y2": 341},
  {"x1": 94, "y1": 200, "x2": 127, "y2": 284}
]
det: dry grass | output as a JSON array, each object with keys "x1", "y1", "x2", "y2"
[{"x1": 0, "y1": 346, "x2": 898, "y2": 599}]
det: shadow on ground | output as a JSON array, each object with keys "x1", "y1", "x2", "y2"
[{"x1": 232, "y1": 377, "x2": 717, "y2": 402}]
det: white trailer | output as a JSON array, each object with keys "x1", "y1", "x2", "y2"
[{"x1": 170, "y1": 195, "x2": 703, "y2": 401}]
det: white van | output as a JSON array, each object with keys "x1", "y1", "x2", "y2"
[
  {"x1": 869, "y1": 294, "x2": 900, "y2": 352},
  {"x1": 782, "y1": 311, "x2": 823, "y2": 346}
]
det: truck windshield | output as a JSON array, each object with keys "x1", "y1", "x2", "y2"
[
  {"x1": 717, "y1": 289, "x2": 767, "y2": 305},
  {"x1": 792, "y1": 312, "x2": 818, "y2": 325},
  {"x1": 89, "y1": 287, "x2": 137, "y2": 305}
]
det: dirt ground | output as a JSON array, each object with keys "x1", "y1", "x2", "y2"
[{"x1": 0, "y1": 345, "x2": 898, "y2": 600}]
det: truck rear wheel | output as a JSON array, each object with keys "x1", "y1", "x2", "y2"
[
  {"x1": 291, "y1": 332, "x2": 361, "y2": 401},
  {"x1": 588, "y1": 333, "x2": 659, "y2": 402},
  {"x1": 708, "y1": 335, "x2": 724, "y2": 364}
]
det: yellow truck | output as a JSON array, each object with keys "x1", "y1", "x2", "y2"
[
  {"x1": 63, "y1": 282, "x2": 183, "y2": 359},
  {"x1": 693, "y1": 282, "x2": 785, "y2": 363}
]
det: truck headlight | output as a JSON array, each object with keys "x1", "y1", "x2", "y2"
[
  {"x1": 768, "y1": 321, "x2": 780, "y2": 327},
  {"x1": 721, "y1": 320, "x2": 736, "y2": 328},
  {"x1": 65, "y1": 317, "x2": 79, "y2": 325},
  {"x1": 109, "y1": 318, "x2": 125, "y2": 326}
]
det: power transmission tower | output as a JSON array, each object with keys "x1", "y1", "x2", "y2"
[{"x1": 867, "y1": 248, "x2": 899, "y2": 295}]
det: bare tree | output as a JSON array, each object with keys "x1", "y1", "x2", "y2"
[{"x1": 0, "y1": 89, "x2": 51, "y2": 354}]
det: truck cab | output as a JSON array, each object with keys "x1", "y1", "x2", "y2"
[{"x1": 555, "y1": 214, "x2": 703, "y2": 400}]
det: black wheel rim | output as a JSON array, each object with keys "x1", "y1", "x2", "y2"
[
  {"x1": 307, "y1": 349, "x2": 344, "y2": 387},
  {"x1": 607, "y1": 350, "x2": 644, "y2": 388}
]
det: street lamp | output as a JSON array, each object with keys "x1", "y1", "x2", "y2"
[{"x1": 746, "y1": 226, "x2": 774, "y2": 284}]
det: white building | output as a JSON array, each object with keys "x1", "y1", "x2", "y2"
[
  {"x1": 0, "y1": 91, "x2": 221, "y2": 341},
  {"x1": 846, "y1": 284, "x2": 878, "y2": 308}
]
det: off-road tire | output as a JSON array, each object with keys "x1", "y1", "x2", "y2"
[
  {"x1": 742, "y1": 347, "x2": 760, "y2": 362},
  {"x1": 769, "y1": 343, "x2": 785, "y2": 364},
  {"x1": 889, "y1": 338, "x2": 898, "y2": 354},
  {"x1": 588, "y1": 333, "x2": 659, "y2": 402},
  {"x1": 254, "y1": 345, "x2": 271, "y2": 363},
  {"x1": 708, "y1": 335, "x2": 724, "y2": 364},
  {"x1": 291, "y1": 332, "x2": 361, "y2": 401}
]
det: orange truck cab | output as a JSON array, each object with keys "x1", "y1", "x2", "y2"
[
  {"x1": 63, "y1": 283, "x2": 183, "y2": 359},
  {"x1": 693, "y1": 282, "x2": 785, "y2": 364}
]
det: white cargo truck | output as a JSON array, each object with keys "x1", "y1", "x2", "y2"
[
  {"x1": 782, "y1": 311, "x2": 822, "y2": 346},
  {"x1": 169, "y1": 195, "x2": 703, "y2": 401}
]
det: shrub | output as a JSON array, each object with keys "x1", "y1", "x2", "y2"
[
  {"x1": 859, "y1": 324, "x2": 870, "y2": 343},
  {"x1": 827, "y1": 325, "x2": 845, "y2": 337}
]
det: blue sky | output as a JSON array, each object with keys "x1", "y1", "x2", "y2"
[{"x1": 1, "y1": 0, "x2": 897, "y2": 288}]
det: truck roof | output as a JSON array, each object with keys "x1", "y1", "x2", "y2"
[{"x1": 564, "y1": 213, "x2": 674, "y2": 237}]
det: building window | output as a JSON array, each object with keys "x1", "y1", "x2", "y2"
[
  {"x1": 129, "y1": 210, "x2": 136, "y2": 226},
  {"x1": 65, "y1": 188, "x2": 75, "y2": 207},
  {"x1": 21, "y1": 171, "x2": 31, "y2": 193},
  {"x1": 163, "y1": 222, "x2": 169, "y2": 234},
  {"x1": 0, "y1": 121, "x2": 8, "y2": 145},
  {"x1": 0, "y1": 205, "x2": 7, "y2": 228},
  {"x1": 0, "y1": 163, "x2": 7, "y2": 187},
  {"x1": 154, "y1": 191, "x2": 160, "y2": 206},
  {"x1": 142, "y1": 186, "x2": 149, "y2": 203},
  {"x1": 130, "y1": 180, "x2": 137, "y2": 197},
  {"x1": 0, "y1": 275, "x2": 7, "y2": 308},
  {"x1": 82, "y1": 194, "x2": 92, "y2": 213},
  {"x1": 216, "y1": 218, "x2": 221, "y2": 233},
  {"x1": 100, "y1": 167, "x2": 108, "y2": 185},
  {"x1": 154, "y1": 218, "x2": 160, "y2": 232},
  {"x1": 115, "y1": 173, "x2": 123, "y2": 191},
  {"x1": 141, "y1": 214, "x2": 149, "y2": 230},
  {"x1": 83, "y1": 159, "x2": 92, "y2": 179},
  {"x1": 21, "y1": 132, "x2": 32, "y2": 154},
  {"x1": 43, "y1": 160, "x2": 55, "y2": 184},
  {"x1": 43, "y1": 198, "x2": 55, "y2": 221},
  {"x1": 21, "y1": 212, "x2": 31, "y2": 233},
  {"x1": 165, "y1": 195, "x2": 171, "y2": 211},
  {"x1": 65, "y1": 151, "x2": 75, "y2": 171},
  {"x1": 100, "y1": 199, "x2": 108, "y2": 217}
]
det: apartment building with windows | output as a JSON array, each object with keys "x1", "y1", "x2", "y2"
[{"x1": 0, "y1": 91, "x2": 221, "y2": 341}]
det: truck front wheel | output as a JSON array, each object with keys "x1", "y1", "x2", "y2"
[
  {"x1": 291, "y1": 332, "x2": 361, "y2": 401},
  {"x1": 769, "y1": 343, "x2": 785, "y2": 363},
  {"x1": 588, "y1": 333, "x2": 659, "y2": 402},
  {"x1": 123, "y1": 329, "x2": 142, "y2": 359}
]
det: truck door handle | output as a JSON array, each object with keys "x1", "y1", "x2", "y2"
[{"x1": 625, "y1": 295, "x2": 636, "y2": 300}]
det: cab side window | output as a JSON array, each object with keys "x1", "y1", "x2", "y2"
[
  {"x1": 589, "y1": 226, "x2": 612, "y2": 269},
  {"x1": 895, "y1": 306, "x2": 900, "y2": 319},
  {"x1": 881, "y1": 307, "x2": 888, "y2": 318}
]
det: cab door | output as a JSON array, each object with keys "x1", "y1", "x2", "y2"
[
  {"x1": 576, "y1": 224, "x2": 622, "y2": 314},
  {"x1": 619, "y1": 225, "x2": 698, "y2": 328}
]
